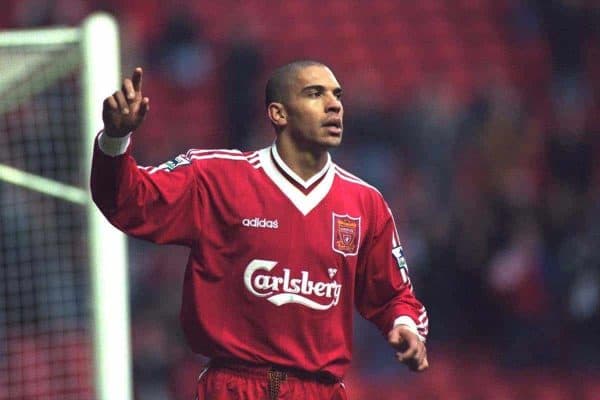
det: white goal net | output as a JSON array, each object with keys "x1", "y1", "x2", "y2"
[{"x1": 0, "y1": 14, "x2": 131, "y2": 400}]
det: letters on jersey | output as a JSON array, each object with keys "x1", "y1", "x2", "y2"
[
  {"x1": 91, "y1": 142, "x2": 430, "y2": 376},
  {"x1": 244, "y1": 259, "x2": 342, "y2": 310},
  {"x1": 332, "y1": 213, "x2": 361, "y2": 256},
  {"x1": 242, "y1": 217, "x2": 279, "y2": 229}
]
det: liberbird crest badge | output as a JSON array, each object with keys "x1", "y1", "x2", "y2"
[{"x1": 332, "y1": 213, "x2": 361, "y2": 256}]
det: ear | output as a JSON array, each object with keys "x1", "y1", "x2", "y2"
[{"x1": 267, "y1": 102, "x2": 287, "y2": 127}]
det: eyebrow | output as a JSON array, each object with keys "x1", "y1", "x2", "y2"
[{"x1": 301, "y1": 85, "x2": 343, "y2": 95}]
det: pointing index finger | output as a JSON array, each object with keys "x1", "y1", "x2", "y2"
[{"x1": 132, "y1": 67, "x2": 143, "y2": 93}]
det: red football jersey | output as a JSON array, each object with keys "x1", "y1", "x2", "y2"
[{"x1": 91, "y1": 134, "x2": 428, "y2": 378}]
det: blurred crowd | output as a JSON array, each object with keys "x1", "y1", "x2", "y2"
[{"x1": 2, "y1": 0, "x2": 599, "y2": 399}]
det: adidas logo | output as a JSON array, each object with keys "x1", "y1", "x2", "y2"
[{"x1": 242, "y1": 217, "x2": 279, "y2": 229}]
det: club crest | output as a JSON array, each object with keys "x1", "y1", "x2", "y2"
[{"x1": 332, "y1": 213, "x2": 361, "y2": 256}]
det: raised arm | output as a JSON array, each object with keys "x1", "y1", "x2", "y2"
[{"x1": 91, "y1": 68, "x2": 200, "y2": 247}]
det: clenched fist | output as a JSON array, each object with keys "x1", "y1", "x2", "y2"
[
  {"x1": 102, "y1": 67, "x2": 150, "y2": 137},
  {"x1": 388, "y1": 325, "x2": 429, "y2": 372}
]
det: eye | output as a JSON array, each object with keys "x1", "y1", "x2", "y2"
[{"x1": 308, "y1": 91, "x2": 321, "y2": 98}]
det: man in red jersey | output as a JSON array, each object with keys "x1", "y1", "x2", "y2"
[{"x1": 92, "y1": 61, "x2": 429, "y2": 400}]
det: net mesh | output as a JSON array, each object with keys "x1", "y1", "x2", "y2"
[{"x1": 0, "y1": 39, "x2": 94, "y2": 399}]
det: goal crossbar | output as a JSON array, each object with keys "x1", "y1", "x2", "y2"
[{"x1": 0, "y1": 163, "x2": 88, "y2": 204}]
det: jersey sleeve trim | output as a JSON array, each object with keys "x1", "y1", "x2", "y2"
[
  {"x1": 393, "y1": 315, "x2": 427, "y2": 342},
  {"x1": 97, "y1": 130, "x2": 132, "y2": 156}
]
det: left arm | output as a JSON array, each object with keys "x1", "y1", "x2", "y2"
[{"x1": 355, "y1": 201, "x2": 429, "y2": 371}]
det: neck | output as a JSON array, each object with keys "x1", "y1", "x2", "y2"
[{"x1": 275, "y1": 135, "x2": 329, "y2": 181}]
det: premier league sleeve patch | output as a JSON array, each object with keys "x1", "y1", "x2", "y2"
[
  {"x1": 332, "y1": 213, "x2": 361, "y2": 256},
  {"x1": 157, "y1": 155, "x2": 191, "y2": 172},
  {"x1": 392, "y1": 245, "x2": 410, "y2": 284}
]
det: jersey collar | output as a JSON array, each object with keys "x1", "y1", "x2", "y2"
[
  {"x1": 259, "y1": 143, "x2": 335, "y2": 216},
  {"x1": 270, "y1": 143, "x2": 332, "y2": 189}
]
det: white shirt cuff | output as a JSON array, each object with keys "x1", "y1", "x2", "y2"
[
  {"x1": 97, "y1": 130, "x2": 132, "y2": 156},
  {"x1": 393, "y1": 316, "x2": 426, "y2": 342}
]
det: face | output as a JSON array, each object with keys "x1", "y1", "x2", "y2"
[{"x1": 281, "y1": 65, "x2": 344, "y2": 150}]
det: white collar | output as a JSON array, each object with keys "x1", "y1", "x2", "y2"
[
  {"x1": 259, "y1": 143, "x2": 335, "y2": 216},
  {"x1": 270, "y1": 142, "x2": 332, "y2": 189}
]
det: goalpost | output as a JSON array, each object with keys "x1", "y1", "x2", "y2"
[{"x1": 0, "y1": 13, "x2": 132, "y2": 400}]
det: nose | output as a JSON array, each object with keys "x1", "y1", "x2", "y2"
[{"x1": 325, "y1": 93, "x2": 342, "y2": 114}]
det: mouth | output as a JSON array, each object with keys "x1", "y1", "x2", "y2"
[{"x1": 322, "y1": 119, "x2": 343, "y2": 135}]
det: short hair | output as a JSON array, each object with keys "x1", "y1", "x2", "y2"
[{"x1": 265, "y1": 60, "x2": 327, "y2": 108}]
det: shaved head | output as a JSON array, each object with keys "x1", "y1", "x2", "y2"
[{"x1": 265, "y1": 60, "x2": 327, "y2": 108}]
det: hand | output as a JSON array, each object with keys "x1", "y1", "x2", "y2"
[
  {"x1": 388, "y1": 325, "x2": 429, "y2": 372},
  {"x1": 102, "y1": 67, "x2": 150, "y2": 137}
]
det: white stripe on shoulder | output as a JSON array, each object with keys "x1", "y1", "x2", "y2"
[
  {"x1": 186, "y1": 148, "x2": 243, "y2": 157},
  {"x1": 185, "y1": 149, "x2": 262, "y2": 165},
  {"x1": 147, "y1": 167, "x2": 162, "y2": 174},
  {"x1": 189, "y1": 153, "x2": 250, "y2": 161},
  {"x1": 140, "y1": 150, "x2": 262, "y2": 174},
  {"x1": 387, "y1": 206, "x2": 401, "y2": 245},
  {"x1": 138, "y1": 165, "x2": 164, "y2": 175},
  {"x1": 246, "y1": 151, "x2": 260, "y2": 161},
  {"x1": 334, "y1": 165, "x2": 382, "y2": 194},
  {"x1": 334, "y1": 165, "x2": 362, "y2": 180}
]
